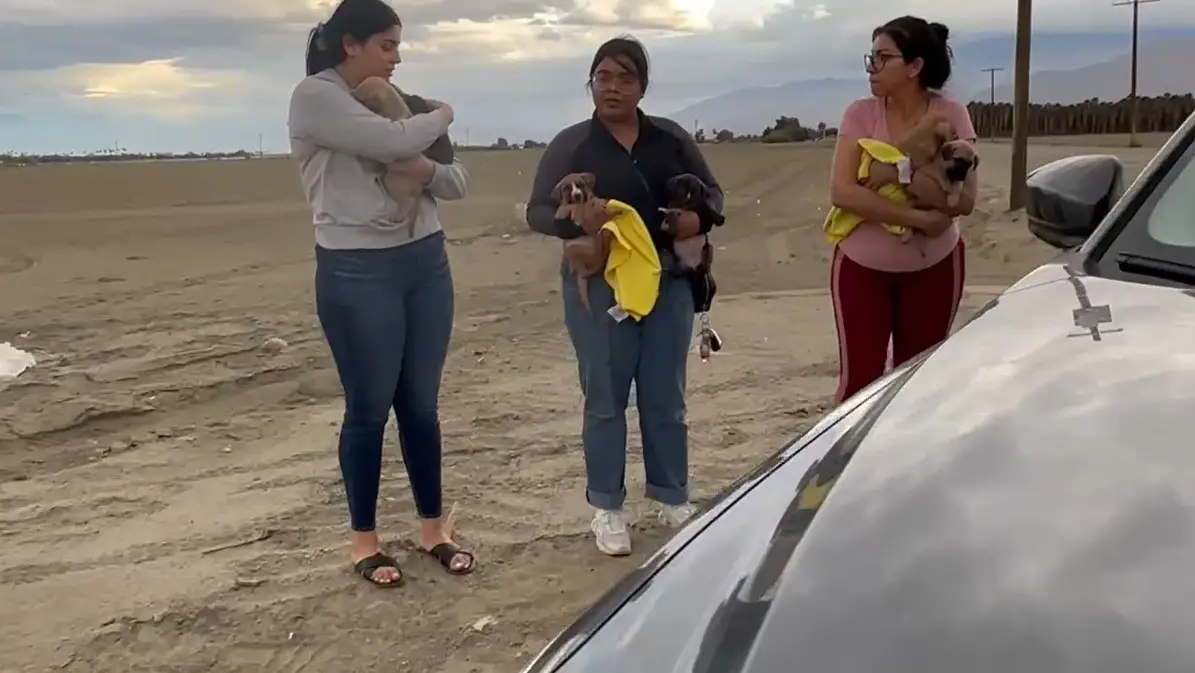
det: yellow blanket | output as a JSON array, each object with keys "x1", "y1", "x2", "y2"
[
  {"x1": 600, "y1": 199, "x2": 661, "y2": 321},
  {"x1": 823, "y1": 138, "x2": 912, "y2": 245}
]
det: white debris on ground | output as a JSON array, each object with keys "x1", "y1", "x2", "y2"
[{"x1": 0, "y1": 342, "x2": 36, "y2": 380}]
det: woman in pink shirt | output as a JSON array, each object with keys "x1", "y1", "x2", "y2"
[{"x1": 828, "y1": 16, "x2": 978, "y2": 403}]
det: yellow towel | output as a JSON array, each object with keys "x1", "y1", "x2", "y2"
[
  {"x1": 823, "y1": 138, "x2": 912, "y2": 245},
  {"x1": 600, "y1": 199, "x2": 661, "y2": 321}
]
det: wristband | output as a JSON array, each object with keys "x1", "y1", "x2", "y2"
[{"x1": 896, "y1": 157, "x2": 913, "y2": 185}]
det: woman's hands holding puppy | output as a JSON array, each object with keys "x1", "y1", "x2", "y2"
[
  {"x1": 860, "y1": 162, "x2": 899, "y2": 190},
  {"x1": 390, "y1": 156, "x2": 436, "y2": 184},
  {"x1": 424, "y1": 99, "x2": 455, "y2": 124},
  {"x1": 858, "y1": 163, "x2": 953, "y2": 236}
]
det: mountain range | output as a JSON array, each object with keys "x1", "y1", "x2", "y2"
[{"x1": 667, "y1": 28, "x2": 1195, "y2": 135}]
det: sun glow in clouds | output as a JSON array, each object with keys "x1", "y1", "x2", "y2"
[
  {"x1": 48, "y1": 59, "x2": 243, "y2": 119},
  {"x1": 63, "y1": 59, "x2": 226, "y2": 100},
  {"x1": 671, "y1": 0, "x2": 716, "y2": 28}
]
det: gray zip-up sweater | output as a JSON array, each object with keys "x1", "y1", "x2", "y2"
[{"x1": 288, "y1": 69, "x2": 469, "y2": 249}]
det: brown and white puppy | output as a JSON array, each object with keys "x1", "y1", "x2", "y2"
[
  {"x1": 554, "y1": 173, "x2": 611, "y2": 316},
  {"x1": 351, "y1": 76, "x2": 422, "y2": 233}
]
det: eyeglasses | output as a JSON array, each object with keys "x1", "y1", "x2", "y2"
[{"x1": 864, "y1": 51, "x2": 900, "y2": 74}]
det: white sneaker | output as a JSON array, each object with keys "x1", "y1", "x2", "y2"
[
  {"x1": 591, "y1": 509, "x2": 632, "y2": 556},
  {"x1": 657, "y1": 503, "x2": 697, "y2": 528}
]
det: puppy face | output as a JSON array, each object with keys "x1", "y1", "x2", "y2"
[
  {"x1": 665, "y1": 173, "x2": 708, "y2": 210},
  {"x1": 553, "y1": 172, "x2": 596, "y2": 220},
  {"x1": 939, "y1": 140, "x2": 978, "y2": 183},
  {"x1": 554, "y1": 173, "x2": 596, "y2": 203}
]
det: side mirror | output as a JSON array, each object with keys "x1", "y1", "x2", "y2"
[{"x1": 1026, "y1": 155, "x2": 1125, "y2": 249}]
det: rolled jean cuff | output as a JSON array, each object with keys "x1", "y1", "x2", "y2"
[
  {"x1": 586, "y1": 487, "x2": 627, "y2": 511},
  {"x1": 646, "y1": 483, "x2": 688, "y2": 507}
]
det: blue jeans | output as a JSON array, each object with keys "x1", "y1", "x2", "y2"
[
  {"x1": 315, "y1": 232, "x2": 454, "y2": 531},
  {"x1": 561, "y1": 253, "x2": 695, "y2": 510}
]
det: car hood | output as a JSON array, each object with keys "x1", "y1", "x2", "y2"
[{"x1": 528, "y1": 262, "x2": 1195, "y2": 673}]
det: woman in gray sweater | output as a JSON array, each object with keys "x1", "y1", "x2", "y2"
[{"x1": 287, "y1": 0, "x2": 473, "y2": 587}]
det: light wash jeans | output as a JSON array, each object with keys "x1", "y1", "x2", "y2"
[{"x1": 561, "y1": 252, "x2": 694, "y2": 510}]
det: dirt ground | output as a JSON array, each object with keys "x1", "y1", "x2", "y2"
[{"x1": 0, "y1": 138, "x2": 1165, "y2": 672}]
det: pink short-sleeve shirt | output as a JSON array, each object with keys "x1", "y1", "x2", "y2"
[{"x1": 835, "y1": 95, "x2": 977, "y2": 273}]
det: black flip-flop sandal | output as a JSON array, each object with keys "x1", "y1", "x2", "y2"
[
  {"x1": 353, "y1": 552, "x2": 404, "y2": 587},
  {"x1": 423, "y1": 542, "x2": 475, "y2": 575}
]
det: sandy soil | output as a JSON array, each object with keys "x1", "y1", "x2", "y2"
[{"x1": 0, "y1": 138, "x2": 1165, "y2": 672}]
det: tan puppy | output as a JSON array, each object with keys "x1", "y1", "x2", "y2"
[
  {"x1": 554, "y1": 173, "x2": 612, "y2": 316},
  {"x1": 936, "y1": 139, "x2": 979, "y2": 208},
  {"x1": 351, "y1": 76, "x2": 422, "y2": 234},
  {"x1": 895, "y1": 112, "x2": 979, "y2": 209}
]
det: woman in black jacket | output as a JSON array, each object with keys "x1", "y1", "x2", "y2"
[{"x1": 525, "y1": 36, "x2": 725, "y2": 556}]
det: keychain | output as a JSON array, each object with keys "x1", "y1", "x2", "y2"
[{"x1": 697, "y1": 311, "x2": 723, "y2": 362}]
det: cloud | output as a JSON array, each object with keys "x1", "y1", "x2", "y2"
[
  {"x1": 0, "y1": 17, "x2": 283, "y2": 72},
  {"x1": 557, "y1": 0, "x2": 694, "y2": 30},
  {"x1": 757, "y1": 0, "x2": 1195, "y2": 38},
  {"x1": 0, "y1": 0, "x2": 1193, "y2": 153}
]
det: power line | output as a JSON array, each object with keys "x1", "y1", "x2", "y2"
[
  {"x1": 1009, "y1": 0, "x2": 1032, "y2": 210},
  {"x1": 1112, "y1": 0, "x2": 1161, "y2": 148}
]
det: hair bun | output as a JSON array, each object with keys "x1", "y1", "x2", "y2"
[{"x1": 929, "y1": 21, "x2": 949, "y2": 42}]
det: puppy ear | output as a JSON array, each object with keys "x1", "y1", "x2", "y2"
[
  {"x1": 580, "y1": 172, "x2": 596, "y2": 188},
  {"x1": 552, "y1": 175, "x2": 576, "y2": 201}
]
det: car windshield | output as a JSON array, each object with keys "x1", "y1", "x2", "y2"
[
  {"x1": 1122, "y1": 133, "x2": 1195, "y2": 267},
  {"x1": 1095, "y1": 126, "x2": 1195, "y2": 285},
  {"x1": 1146, "y1": 141, "x2": 1195, "y2": 248}
]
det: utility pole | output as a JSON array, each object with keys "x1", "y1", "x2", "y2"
[
  {"x1": 981, "y1": 67, "x2": 1004, "y2": 140},
  {"x1": 1009, "y1": 0, "x2": 1032, "y2": 211},
  {"x1": 981, "y1": 67, "x2": 1003, "y2": 104},
  {"x1": 1113, "y1": 0, "x2": 1160, "y2": 148}
]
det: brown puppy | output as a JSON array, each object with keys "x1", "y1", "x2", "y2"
[
  {"x1": 554, "y1": 173, "x2": 612, "y2": 315},
  {"x1": 894, "y1": 112, "x2": 979, "y2": 209},
  {"x1": 896, "y1": 112, "x2": 953, "y2": 169},
  {"x1": 351, "y1": 76, "x2": 422, "y2": 234}
]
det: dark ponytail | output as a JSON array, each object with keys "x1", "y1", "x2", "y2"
[
  {"x1": 305, "y1": 23, "x2": 337, "y2": 76},
  {"x1": 303, "y1": 0, "x2": 401, "y2": 76}
]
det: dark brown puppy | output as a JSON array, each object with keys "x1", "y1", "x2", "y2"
[{"x1": 662, "y1": 173, "x2": 722, "y2": 313}]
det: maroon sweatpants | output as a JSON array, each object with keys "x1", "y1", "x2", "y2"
[{"x1": 830, "y1": 241, "x2": 966, "y2": 403}]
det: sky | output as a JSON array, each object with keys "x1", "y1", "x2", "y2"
[{"x1": 1, "y1": 0, "x2": 1193, "y2": 154}]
